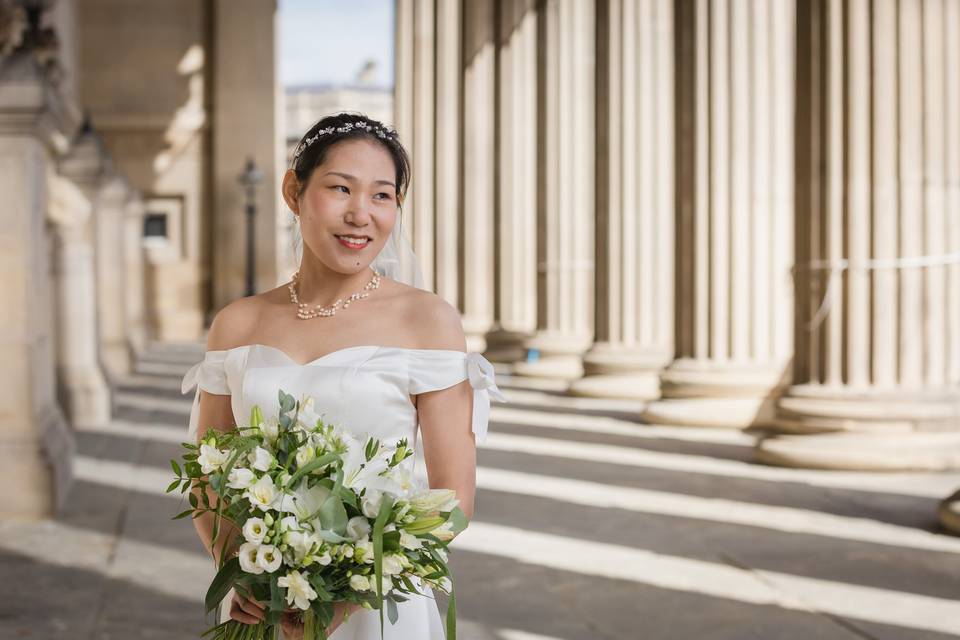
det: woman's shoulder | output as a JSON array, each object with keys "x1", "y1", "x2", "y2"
[
  {"x1": 382, "y1": 279, "x2": 467, "y2": 352},
  {"x1": 205, "y1": 291, "x2": 275, "y2": 352}
]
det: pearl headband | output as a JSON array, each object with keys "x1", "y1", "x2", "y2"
[{"x1": 292, "y1": 120, "x2": 399, "y2": 168}]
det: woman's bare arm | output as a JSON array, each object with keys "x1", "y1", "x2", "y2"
[{"x1": 411, "y1": 295, "x2": 477, "y2": 520}]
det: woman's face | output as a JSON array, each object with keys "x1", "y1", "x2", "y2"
[{"x1": 286, "y1": 137, "x2": 399, "y2": 274}]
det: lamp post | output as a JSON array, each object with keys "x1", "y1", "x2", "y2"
[{"x1": 237, "y1": 157, "x2": 263, "y2": 296}]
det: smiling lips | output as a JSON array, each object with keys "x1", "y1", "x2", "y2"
[{"x1": 335, "y1": 234, "x2": 371, "y2": 250}]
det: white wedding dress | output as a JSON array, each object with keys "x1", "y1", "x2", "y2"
[{"x1": 180, "y1": 343, "x2": 504, "y2": 639}]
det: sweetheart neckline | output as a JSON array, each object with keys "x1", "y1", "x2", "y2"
[{"x1": 211, "y1": 342, "x2": 471, "y2": 368}]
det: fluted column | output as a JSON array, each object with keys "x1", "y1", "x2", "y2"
[
  {"x1": 760, "y1": 0, "x2": 960, "y2": 472},
  {"x1": 48, "y1": 173, "x2": 112, "y2": 428},
  {"x1": 0, "y1": 49, "x2": 76, "y2": 517},
  {"x1": 434, "y1": 0, "x2": 462, "y2": 306},
  {"x1": 485, "y1": 0, "x2": 539, "y2": 363},
  {"x1": 460, "y1": 0, "x2": 497, "y2": 352},
  {"x1": 96, "y1": 176, "x2": 133, "y2": 379},
  {"x1": 124, "y1": 193, "x2": 148, "y2": 358},
  {"x1": 569, "y1": 0, "x2": 674, "y2": 399},
  {"x1": 514, "y1": 0, "x2": 595, "y2": 380},
  {"x1": 642, "y1": 0, "x2": 795, "y2": 426}
]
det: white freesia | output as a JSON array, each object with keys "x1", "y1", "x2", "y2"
[
  {"x1": 238, "y1": 542, "x2": 264, "y2": 575},
  {"x1": 261, "y1": 417, "x2": 280, "y2": 442},
  {"x1": 255, "y1": 544, "x2": 282, "y2": 573},
  {"x1": 361, "y1": 489, "x2": 384, "y2": 519},
  {"x1": 399, "y1": 529, "x2": 423, "y2": 550},
  {"x1": 197, "y1": 444, "x2": 229, "y2": 474},
  {"x1": 345, "y1": 516, "x2": 371, "y2": 541},
  {"x1": 227, "y1": 467, "x2": 255, "y2": 490},
  {"x1": 242, "y1": 517, "x2": 267, "y2": 545},
  {"x1": 278, "y1": 570, "x2": 318, "y2": 610},
  {"x1": 244, "y1": 475, "x2": 280, "y2": 511},
  {"x1": 354, "y1": 538, "x2": 374, "y2": 564},
  {"x1": 348, "y1": 574, "x2": 370, "y2": 592},
  {"x1": 249, "y1": 446, "x2": 275, "y2": 472},
  {"x1": 296, "y1": 396, "x2": 323, "y2": 431}
]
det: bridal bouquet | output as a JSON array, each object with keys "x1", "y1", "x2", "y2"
[{"x1": 168, "y1": 389, "x2": 467, "y2": 640}]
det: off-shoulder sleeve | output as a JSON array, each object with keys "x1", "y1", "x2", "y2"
[
  {"x1": 180, "y1": 350, "x2": 230, "y2": 440},
  {"x1": 408, "y1": 350, "x2": 506, "y2": 443}
]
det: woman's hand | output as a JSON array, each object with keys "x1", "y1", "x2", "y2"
[
  {"x1": 229, "y1": 589, "x2": 266, "y2": 625},
  {"x1": 279, "y1": 602, "x2": 361, "y2": 639}
]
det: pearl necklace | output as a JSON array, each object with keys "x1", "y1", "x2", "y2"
[{"x1": 287, "y1": 269, "x2": 381, "y2": 319}]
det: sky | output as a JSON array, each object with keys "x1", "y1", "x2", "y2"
[{"x1": 278, "y1": 0, "x2": 395, "y2": 88}]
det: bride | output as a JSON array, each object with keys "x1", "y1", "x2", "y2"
[{"x1": 181, "y1": 112, "x2": 503, "y2": 639}]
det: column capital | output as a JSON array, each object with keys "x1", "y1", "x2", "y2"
[{"x1": 0, "y1": 51, "x2": 81, "y2": 148}]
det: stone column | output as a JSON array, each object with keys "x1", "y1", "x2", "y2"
[
  {"x1": 569, "y1": 0, "x2": 674, "y2": 399},
  {"x1": 759, "y1": 0, "x2": 960, "y2": 471},
  {"x1": 48, "y1": 173, "x2": 112, "y2": 428},
  {"x1": 433, "y1": 0, "x2": 462, "y2": 306},
  {"x1": 124, "y1": 193, "x2": 148, "y2": 358},
  {"x1": 212, "y1": 0, "x2": 279, "y2": 306},
  {"x1": 461, "y1": 0, "x2": 497, "y2": 352},
  {"x1": 59, "y1": 123, "x2": 132, "y2": 382},
  {"x1": 642, "y1": 0, "x2": 795, "y2": 425},
  {"x1": 485, "y1": 0, "x2": 539, "y2": 363},
  {"x1": 0, "y1": 50, "x2": 76, "y2": 517},
  {"x1": 95, "y1": 175, "x2": 133, "y2": 379},
  {"x1": 514, "y1": 0, "x2": 595, "y2": 380}
]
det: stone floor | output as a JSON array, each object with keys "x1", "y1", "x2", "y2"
[{"x1": 3, "y1": 342, "x2": 960, "y2": 639}]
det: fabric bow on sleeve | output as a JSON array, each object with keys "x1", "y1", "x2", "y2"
[{"x1": 465, "y1": 352, "x2": 506, "y2": 443}]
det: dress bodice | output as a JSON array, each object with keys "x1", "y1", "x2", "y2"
[{"x1": 180, "y1": 343, "x2": 504, "y2": 446}]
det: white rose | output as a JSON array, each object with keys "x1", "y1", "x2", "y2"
[
  {"x1": 399, "y1": 530, "x2": 423, "y2": 550},
  {"x1": 227, "y1": 467, "x2": 255, "y2": 490},
  {"x1": 242, "y1": 517, "x2": 268, "y2": 544},
  {"x1": 249, "y1": 446, "x2": 275, "y2": 472},
  {"x1": 345, "y1": 516, "x2": 371, "y2": 542},
  {"x1": 349, "y1": 574, "x2": 370, "y2": 592},
  {"x1": 278, "y1": 570, "x2": 318, "y2": 610},
  {"x1": 295, "y1": 445, "x2": 316, "y2": 468},
  {"x1": 244, "y1": 475, "x2": 280, "y2": 511},
  {"x1": 238, "y1": 542, "x2": 263, "y2": 575},
  {"x1": 256, "y1": 544, "x2": 282, "y2": 573},
  {"x1": 197, "y1": 444, "x2": 229, "y2": 474},
  {"x1": 382, "y1": 554, "x2": 404, "y2": 576},
  {"x1": 361, "y1": 489, "x2": 384, "y2": 519}
]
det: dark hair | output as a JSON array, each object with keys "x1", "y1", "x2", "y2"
[{"x1": 290, "y1": 112, "x2": 411, "y2": 206}]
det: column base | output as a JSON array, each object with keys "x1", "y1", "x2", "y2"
[
  {"x1": 483, "y1": 327, "x2": 532, "y2": 364},
  {"x1": 0, "y1": 405, "x2": 74, "y2": 519},
  {"x1": 513, "y1": 331, "x2": 592, "y2": 380},
  {"x1": 57, "y1": 365, "x2": 111, "y2": 428},
  {"x1": 641, "y1": 359, "x2": 788, "y2": 428},
  {"x1": 939, "y1": 489, "x2": 960, "y2": 535},
  {"x1": 774, "y1": 385, "x2": 960, "y2": 433},
  {"x1": 755, "y1": 431, "x2": 960, "y2": 471},
  {"x1": 567, "y1": 342, "x2": 670, "y2": 400},
  {"x1": 462, "y1": 315, "x2": 492, "y2": 355},
  {"x1": 756, "y1": 385, "x2": 960, "y2": 470},
  {"x1": 101, "y1": 340, "x2": 132, "y2": 381}
]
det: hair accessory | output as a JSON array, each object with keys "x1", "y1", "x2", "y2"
[{"x1": 292, "y1": 120, "x2": 398, "y2": 166}]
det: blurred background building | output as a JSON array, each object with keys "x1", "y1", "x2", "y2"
[{"x1": 2, "y1": 0, "x2": 960, "y2": 544}]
